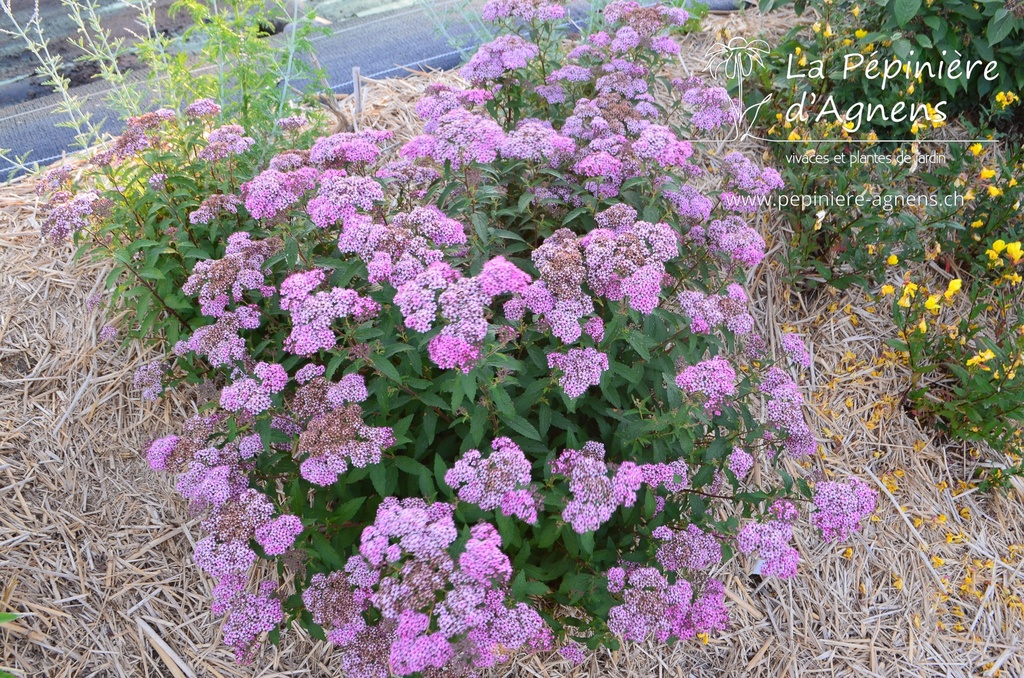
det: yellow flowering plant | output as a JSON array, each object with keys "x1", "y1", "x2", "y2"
[{"x1": 887, "y1": 259, "x2": 1024, "y2": 489}]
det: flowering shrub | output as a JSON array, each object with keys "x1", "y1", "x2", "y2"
[
  {"x1": 748, "y1": 0, "x2": 1023, "y2": 289},
  {"x1": 887, "y1": 237, "x2": 1024, "y2": 488},
  {"x1": 37, "y1": 1, "x2": 878, "y2": 672}
]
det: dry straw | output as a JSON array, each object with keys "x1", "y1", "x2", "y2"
[{"x1": 2, "y1": 10, "x2": 1023, "y2": 677}]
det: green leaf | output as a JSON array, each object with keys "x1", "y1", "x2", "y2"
[
  {"x1": 0, "y1": 612, "x2": 21, "y2": 624},
  {"x1": 988, "y1": 10, "x2": 1014, "y2": 46},
  {"x1": 893, "y1": 0, "x2": 921, "y2": 27},
  {"x1": 395, "y1": 456, "x2": 430, "y2": 480},
  {"x1": 310, "y1": 531, "x2": 346, "y2": 569},
  {"x1": 372, "y1": 355, "x2": 402, "y2": 384},
  {"x1": 501, "y1": 413, "x2": 542, "y2": 441},
  {"x1": 369, "y1": 464, "x2": 389, "y2": 496},
  {"x1": 434, "y1": 454, "x2": 453, "y2": 498}
]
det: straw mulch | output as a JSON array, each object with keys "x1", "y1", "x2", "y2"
[{"x1": 3, "y1": 9, "x2": 1024, "y2": 678}]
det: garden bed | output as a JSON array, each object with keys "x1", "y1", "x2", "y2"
[{"x1": 2, "y1": 8, "x2": 1024, "y2": 677}]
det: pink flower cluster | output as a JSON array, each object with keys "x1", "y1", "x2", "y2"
[
  {"x1": 653, "y1": 524, "x2": 722, "y2": 572},
  {"x1": 481, "y1": 0, "x2": 565, "y2": 22},
  {"x1": 402, "y1": 108, "x2": 505, "y2": 170},
  {"x1": 182, "y1": 232, "x2": 280, "y2": 317},
  {"x1": 687, "y1": 216, "x2": 767, "y2": 269},
  {"x1": 309, "y1": 498, "x2": 550, "y2": 676},
  {"x1": 500, "y1": 118, "x2": 577, "y2": 166},
  {"x1": 297, "y1": 387, "x2": 395, "y2": 486},
  {"x1": 760, "y1": 367, "x2": 816, "y2": 457},
  {"x1": 338, "y1": 206, "x2": 465, "y2": 287},
  {"x1": 186, "y1": 98, "x2": 221, "y2": 118},
  {"x1": 679, "y1": 81, "x2": 742, "y2": 131},
  {"x1": 308, "y1": 129, "x2": 393, "y2": 168},
  {"x1": 91, "y1": 108, "x2": 176, "y2": 166},
  {"x1": 460, "y1": 34, "x2": 540, "y2": 83},
  {"x1": 675, "y1": 355, "x2": 737, "y2": 414},
  {"x1": 241, "y1": 166, "x2": 319, "y2": 221},
  {"x1": 782, "y1": 332, "x2": 812, "y2": 368},
  {"x1": 133, "y1": 361, "x2": 165, "y2": 401},
  {"x1": 307, "y1": 172, "x2": 384, "y2": 229},
  {"x1": 720, "y1": 151, "x2": 785, "y2": 196},
  {"x1": 147, "y1": 418, "x2": 303, "y2": 662},
  {"x1": 219, "y1": 361, "x2": 288, "y2": 416},
  {"x1": 605, "y1": 566, "x2": 727, "y2": 642},
  {"x1": 812, "y1": 477, "x2": 877, "y2": 542},
  {"x1": 174, "y1": 305, "x2": 261, "y2": 367},
  {"x1": 279, "y1": 269, "x2": 380, "y2": 355},
  {"x1": 677, "y1": 285, "x2": 755, "y2": 336},
  {"x1": 737, "y1": 500, "x2": 801, "y2": 579},
  {"x1": 198, "y1": 124, "x2": 255, "y2": 161},
  {"x1": 445, "y1": 437, "x2": 538, "y2": 522},
  {"x1": 547, "y1": 347, "x2": 609, "y2": 399},
  {"x1": 394, "y1": 257, "x2": 530, "y2": 372},
  {"x1": 189, "y1": 193, "x2": 243, "y2": 225},
  {"x1": 40, "y1": 189, "x2": 108, "y2": 243},
  {"x1": 549, "y1": 442, "x2": 690, "y2": 533},
  {"x1": 580, "y1": 217, "x2": 678, "y2": 314}
]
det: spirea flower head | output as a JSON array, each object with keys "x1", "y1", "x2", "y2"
[
  {"x1": 307, "y1": 172, "x2": 384, "y2": 229},
  {"x1": 548, "y1": 347, "x2": 609, "y2": 398},
  {"x1": 134, "y1": 361, "x2": 166, "y2": 401},
  {"x1": 812, "y1": 477, "x2": 877, "y2": 542},
  {"x1": 40, "y1": 190, "x2": 106, "y2": 243},
  {"x1": 241, "y1": 167, "x2": 319, "y2": 221},
  {"x1": 445, "y1": 437, "x2": 537, "y2": 522},
  {"x1": 309, "y1": 130, "x2": 392, "y2": 168},
  {"x1": 186, "y1": 98, "x2": 222, "y2": 118},
  {"x1": 275, "y1": 114, "x2": 307, "y2": 131},
  {"x1": 460, "y1": 35, "x2": 540, "y2": 83},
  {"x1": 760, "y1": 366, "x2": 816, "y2": 457},
  {"x1": 682, "y1": 84, "x2": 742, "y2": 131},
  {"x1": 189, "y1": 193, "x2": 243, "y2": 225},
  {"x1": 401, "y1": 108, "x2": 505, "y2": 170},
  {"x1": 182, "y1": 233, "x2": 281, "y2": 317},
  {"x1": 481, "y1": 0, "x2": 565, "y2": 22},
  {"x1": 655, "y1": 524, "x2": 722, "y2": 572},
  {"x1": 721, "y1": 151, "x2": 785, "y2": 195},
  {"x1": 254, "y1": 514, "x2": 304, "y2": 555},
  {"x1": 199, "y1": 124, "x2": 255, "y2": 161},
  {"x1": 781, "y1": 333, "x2": 812, "y2": 368},
  {"x1": 298, "y1": 404, "x2": 395, "y2": 486},
  {"x1": 675, "y1": 355, "x2": 737, "y2": 413}
]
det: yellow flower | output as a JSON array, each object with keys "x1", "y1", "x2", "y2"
[
  {"x1": 992, "y1": 239, "x2": 1007, "y2": 253},
  {"x1": 1006, "y1": 241, "x2": 1023, "y2": 264},
  {"x1": 788, "y1": 129, "x2": 802, "y2": 141},
  {"x1": 970, "y1": 219, "x2": 984, "y2": 228},
  {"x1": 989, "y1": 185, "x2": 1004, "y2": 198},
  {"x1": 925, "y1": 295, "x2": 941, "y2": 313},
  {"x1": 855, "y1": 28, "x2": 868, "y2": 39},
  {"x1": 812, "y1": 21, "x2": 822, "y2": 32},
  {"x1": 980, "y1": 168, "x2": 996, "y2": 180},
  {"x1": 881, "y1": 284, "x2": 895, "y2": 295},
  {"x1": 969, "y1": 143, "x2": 984, "y2": 156},
  {"x1": 887, "y1": 254, "x2": 899, "y2": 265},
  {"x1": 852, "y1": 4, "x2": 861, "y2": 17},
  {"x1": 944, "y1": 278, "x2": 962, "y2": 300},
  {"x1": 824, "y1": 23, "x2": 834, "y2": 37},
  {"x1": 966, "y1": 349, "x2": 996, "y2": 367},
  {"x1": 918, "y1": 319, "x2": 928, "y2": 333}
]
